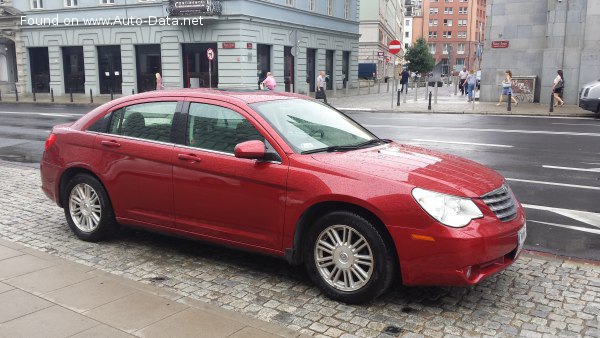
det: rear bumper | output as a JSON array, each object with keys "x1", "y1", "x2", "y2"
[
  {"x1": 391, "y1": 211, "x2": 526, "y2": 286},
  {"x1": 40, "y1": 159, "x2": 62, "y2": 207}
]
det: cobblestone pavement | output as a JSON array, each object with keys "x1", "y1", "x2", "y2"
[{"x1": 1, "y1": 161, "x2": 599, "y2": 338}]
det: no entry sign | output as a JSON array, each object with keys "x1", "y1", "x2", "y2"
[
  {"x1": 206, "y1": 48, "x2": 215, "y2": 61},
  {"x1": 388, "y1": 40, "x2": 401, "y2": 55}
]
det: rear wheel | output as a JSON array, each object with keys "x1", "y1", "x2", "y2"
[
  {"x1": 64, "y1": 174, "x2": 117, "y2": 242},
  {"x1": 304, "y1": 211, "x2": 395, "y2": 304}
]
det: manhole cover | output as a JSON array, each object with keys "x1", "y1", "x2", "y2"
[{"x1": 383, "y1": 325, "x2": 403, "y2": 336}]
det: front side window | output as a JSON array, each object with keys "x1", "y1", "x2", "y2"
[
  {"x1": 251, "y1": 99, "x2": 376, "y2": 154},
  {"x1": 187, "y1": 103, "x2": 264, "y2": 154},
  {"x1": 108, "y1": 102, "x2": 178, "y2": 142}
]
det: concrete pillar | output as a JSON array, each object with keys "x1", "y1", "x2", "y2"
[
  {"x1": 120, "y1": 42, "x2": 136, "y2": 95},
  {"x1": 218, "y1": 43, "x2": 257, "y2": 89},
  {"x1": 83, "y1": 45, "x2": 98, "y2": 96},
  {"x1": 296, "y1": 47, "x2": 308, "y2": 95},
  {"x1": 334, "y1": 50, "x2": 343, "y2": 92},
  {"x1": 160, "y1": 39, "x2": 182, "y2": 90},
  {"x1": 272, "y1": 44, "x2": 284, "y2": 90},
  {"x1": 48, "y1": 45, "x2": 64, "y2": 95}
]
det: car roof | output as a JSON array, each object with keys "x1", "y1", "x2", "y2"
[{"x1": 117, "y1": 88, "x2": 308, "y2": 105}]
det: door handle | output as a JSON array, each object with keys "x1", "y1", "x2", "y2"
[
  {"x1": 177, "y1": 154, "x2": 201, "y2": 163},
  {"x1": 101, "y1": 140, "x2": 121, "y2": 148}
]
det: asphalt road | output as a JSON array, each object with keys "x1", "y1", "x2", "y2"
[{"x1": 0, "y1": 103, "x2": 599, "y2": 261}]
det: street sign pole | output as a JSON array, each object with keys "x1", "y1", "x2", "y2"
[{"x1": 209, "y1": 60, "x2": 212, "y2": 89}]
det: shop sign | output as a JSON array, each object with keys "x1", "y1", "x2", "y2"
[
  {"x1": 222, "y1": 42, "x2": 236, "y2": 49},
  {"x1": 491, "y1": 40, "x2": 510, "y2": 48},
  {"x1": 167, "y1": 0, "x2": 222, "y2": 16},
  {"x1": 247, "y1": 43, "x2": 253, "y2": 49}
]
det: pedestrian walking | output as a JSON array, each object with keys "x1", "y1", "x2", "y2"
[
  {"x1": 466, "y1": 69, "x2": 477, "y2": 102},
  {"x1": 262, "y1": 72, "x2": 277, "y2": 91},
  {"x1": 155, "y1": 73, "x2": 164, "y2": 90},
  {"x1": 400, "y1": 69, "x2": 410, "y2": 94},
  {"x1": 552, "y1": 69, "x2": 565, "y2": 107},
  {"x1": 496, "y1": 70, "x2": 518, "y2": 106},
  {"x1": 316, "y1": 71, "x2": 327, "y2": 104},
  {"x1": 458, "y1": 67, "x2": 468, "y2": 95}
]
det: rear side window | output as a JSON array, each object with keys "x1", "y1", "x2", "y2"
[
  {"x1": 187, "y1": 103, "x2": 264, "y2": 154},
  {"x1": 107, "y1": 102, "x2": 178, "y2": 143}
]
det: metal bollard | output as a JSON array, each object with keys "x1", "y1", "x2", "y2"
[
  {"x1": 0, "y1": 89, "x2": 2, "y2": 102},
  {"x1": 132, "y1": 89, "x2": 134, "y2": 95},
  {"x1": 15, "y1": 83, "x2": 18, "y2": 102},
  {"x1": 428, "y1": 92, "x2": 432, "y2": 110},
  {"x1": 368, "y1": 80, "x2": 371, "y2": 95},
  {"x1": 549, "y1": 93, "x2": 554, "y2": 113},
  {"x1": 397, "y1": 88, "x2": 401, "y2": 106},
  {"x1": 434, "y1": 84, "x2": 438, "y2": 105},
  {"x1": 32, "y1": 85, "x2": 36, "y2": 102},
  {"x1": 508, "y1": 93, "x2": 512, "y2": 112},
  {"x1": 110, "y1": 87, "x2": 114, "y2": 101},
  {"x1": 90, "y1": 89, "x2": 93, "y2": 103},
  {"x1": 70, "y1": 87, "x2": 73, "y2": 103},
  {"x1": 51, "y1": 88, "x2": 54, "y2": 102}
]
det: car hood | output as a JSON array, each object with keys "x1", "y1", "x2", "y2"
[{"x1": 310, "y1": 142, "x2": 504, "y2": 197}]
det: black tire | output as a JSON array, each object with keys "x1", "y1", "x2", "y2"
[
  {"x1": 63, "y1": 173, "x2": 117, "y2": 242},
  {"x1": 303, "y1": 211, "x2": 396, "y2": 304}
]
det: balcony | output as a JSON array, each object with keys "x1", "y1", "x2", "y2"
[{"x1": 167, "y1": 0, "x2": 222, "y2": 16}]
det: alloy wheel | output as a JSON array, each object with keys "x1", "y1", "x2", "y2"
[{"x1": 69, "y1": 183, "x2": 102, "y2": 233}]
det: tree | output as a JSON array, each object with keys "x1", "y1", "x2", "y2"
[{"x1": 404, "y1": 38, "x2": 435, "y2": 75}]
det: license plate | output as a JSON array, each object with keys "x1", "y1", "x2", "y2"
[{"x1": 516, "y1": 223, "x2": 527, "y2": 257}]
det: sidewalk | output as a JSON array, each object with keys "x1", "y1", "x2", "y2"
[{"x1": 0, "y1": 238, "x2": 305, "y2": 338}]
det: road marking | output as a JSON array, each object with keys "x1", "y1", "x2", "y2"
[
  {"x1": 542, "y1": 165, "x2": 600, "y2": 173},
  {"x1": 528, "y1": 220, "x2": 600, "y2": 235},
  {"x1": 0, "y1": 111, "x2": 82, "y2": 117},
  {"x1": 552, "y1": 123, "x2": 600, "y2": 127},
  {"x1": 523, "y1": 204, "x2": 600, "y2": 227},
  {"x1": 506, "y1": 178, "x2": 600, "y2": 191},
  {"x1": 362, "y1": 124, "x2": 600, "y2": 137},
  {"x1": 411, "y1": 139, "x2": 513, "y2": 148}
]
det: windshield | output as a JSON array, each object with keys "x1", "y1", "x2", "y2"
[{"x1": 251, "y1": 99, "x2": 378, "y2": 154}]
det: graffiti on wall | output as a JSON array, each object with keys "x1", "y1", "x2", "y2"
[{"x1": 511, "y1": 76, "x2": 536, "y2": 103}]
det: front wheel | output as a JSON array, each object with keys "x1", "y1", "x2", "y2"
[
  {"x1": 304, "y1": 211, "x2": 396, "y2": 304},
  {"x1": 64, "y1": 174, "x2": 117, "y2": 242}
]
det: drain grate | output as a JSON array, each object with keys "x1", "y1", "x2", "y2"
[
  {"x1": 383, "y1": 325, "x2": 403, "y2": 336},
  {"x1": 147, "y1": 276, "x2": 169, "y2": 283}
]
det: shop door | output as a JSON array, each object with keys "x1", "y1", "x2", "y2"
[
  {"x1": 257, "y1": 44, "x2": 271, "y2": 89},
  {"x1": 62, "y1": 47, "x2": 85, "y2": 94},
  {"x1": 284, "y1": 46, "x2": 294, "y2": 92},
  {"x1": 306, "y1": 48, "x2": 316, "y2": 92},
  {"x1": 29, "y1": 47, "x2": 50, "y2": 93},
  {"x1": 98, "y1": 46, "x2": 122, "y2": 94},
  {"x1": 326, "y1": 50, "x2": 334, "y2": 90},
  {"x1": 136, "y1": 45, "x2": 162, "y2": 93},
  {"x1": 182, "y1": 43, "x2": 218, "y2": 89}
]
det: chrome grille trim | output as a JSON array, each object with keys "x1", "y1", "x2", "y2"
[{"x1": 481, "y1": 185, "x2": 518, "y2": 222}]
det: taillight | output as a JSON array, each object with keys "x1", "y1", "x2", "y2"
[{"x1": 44, "y1": 133, "x2": 57, "y2": 151}]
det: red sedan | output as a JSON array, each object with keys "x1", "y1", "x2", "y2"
[{"x1": 40, "y1": 89, "x2": 526, "y2": 303}]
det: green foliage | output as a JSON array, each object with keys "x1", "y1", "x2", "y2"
[{"x1": 404, "y1": 38, "x2": 435, "y2": 75}]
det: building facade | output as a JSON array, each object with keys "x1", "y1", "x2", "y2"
[
  {"x1": 480, "y1": 0, "x2": 600, "y2": 105},
  {"x1": 421, "y1": 0, "x2": 486, "y2": 75},
  {"x1": 0, "y1": 0, "x2": 22, "y2": 94},
  {"x1": 11, "y1": 0, "x2": 360, "y2": 96},
  {"x1": 358, "y1": 0, "x2": 404, "y2": 79}
]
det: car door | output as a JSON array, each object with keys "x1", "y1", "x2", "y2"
[
  {"x1": 92, "y1": 99, "x2": 182, "y2": 228},
  {"x1": 172, "y1": 99, "x2": 288, "y2": 251}
]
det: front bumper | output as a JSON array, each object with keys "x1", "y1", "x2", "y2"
[
  {"x1": 579, "y1": 97, "x2": 599, "y2": 113},
  {"x1": 391, "y1": 210, "x2": 526, "y2": 286}
]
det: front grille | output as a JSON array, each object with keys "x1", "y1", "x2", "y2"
[{"x1": 481, "y1": 185, "x2": 518, "y2": 222}]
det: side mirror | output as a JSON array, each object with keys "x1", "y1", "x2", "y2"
[{"x1": 234, "y1": 140, "x2": 265, "y2": 160}]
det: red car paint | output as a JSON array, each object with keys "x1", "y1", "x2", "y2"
[{"x1": 41, "y1": 89, "x2": 526, "y2": 287}]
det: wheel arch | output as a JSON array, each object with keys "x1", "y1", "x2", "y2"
[
  {"x1": 58, "y1": 166, "x2": 108, "y2": 208},
  {"x1": 285, "y1": 201, "x2": 399, "y2": 270}
]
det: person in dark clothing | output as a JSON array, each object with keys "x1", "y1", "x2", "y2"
[{"x1": 400, "y1": 69, "x2": 410, "y2": 94}]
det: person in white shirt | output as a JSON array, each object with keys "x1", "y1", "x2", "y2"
[
  {"x1": 458, "y1": 67, "x2": 468, "y2": 95},
  {"x1": 552, "y1": 69, "x2": 565, "y2": 107},
  {"x1": 316, "y1": 71, "x2": 327, "y2": 104}
]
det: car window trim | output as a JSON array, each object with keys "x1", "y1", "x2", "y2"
[
  {"x1": 87, "y1": 131, "x2": 177, "y2": 147},
  {"x1": 180, "y1": 97, "x2": 287, "y2": 163}
]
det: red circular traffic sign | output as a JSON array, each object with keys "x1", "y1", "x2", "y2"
[
  {"x1": 206, "y1": 48, "x2": 215, "y2": 61},
  {"x1": 388, "y1": 40, "x2": 401, "y2": 55}
]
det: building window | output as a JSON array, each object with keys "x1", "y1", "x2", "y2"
[
  {"x1": 444, "y1": 7, "x2": 453, "y2": 14},
  {"x1": 458, "y1": 31, "x2": 467, "y2": 38},
  {"x1": 327, "y1": 0, "x2": 333, "y2": 16},
  {"x1": 458, "y1": 19, "x2": 467, "y2": 27},
  {"x1": 444, "y1": 0, "x2": 453, "y2": 2},
  {"x1": 405, "y1": 32, "x2": 410, "y2": 38},
  {"x1": 100, "y1": 0, "x2": 115, "y2": 4},
  {"x1": 286, "y1": 0, "x2": 295, "y2": 6},
  {"x1": 443, "y1": 43, "x2": 451, "y2": 54},
  {"x1": 459, "y1": 7, "x2": 467, "y2": 14},
  {"x1": 430, "y1": 7, "x2": 438, "y2": 14},
  {"x1": 308, "y1": 0, "x2": 315, "y2": 11},
  {"x1": 64, "y1": 0, "x2": 78, "y2": 6},
  {"x1": 443, "y1": 19, "x2": 452, "y2": 26},
  {"x1": 406, "y1": 19, "x2": 410, "y2": 26},
  {"x1": 456, "y1": 58, "x2": 465, "y2": 69},
  {"x1": 443, "y1": 31, "x2": 452, "y2": 38},
  {"x1": 457, "y1": 43, "x2": 465, "y2": 53},
  {"x1": 429, "y1": 19, "x2": 438, "y2": 27},
  {"x1": 31, "y1": 0, "x2": 44, "y2": 8},
  {"x1": 428, "y1": 31, "x2": 437, "y2": 38},
  {"x1": 428, "y1": 43, "x2": 436, "y2": 54},
  {"x1": 344, "y1": 0, "x2": 350, "y2": 19}
]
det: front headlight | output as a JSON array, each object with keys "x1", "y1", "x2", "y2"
[{"x1": 412, "y1": 188, "x2": 483, "y2": 228}]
